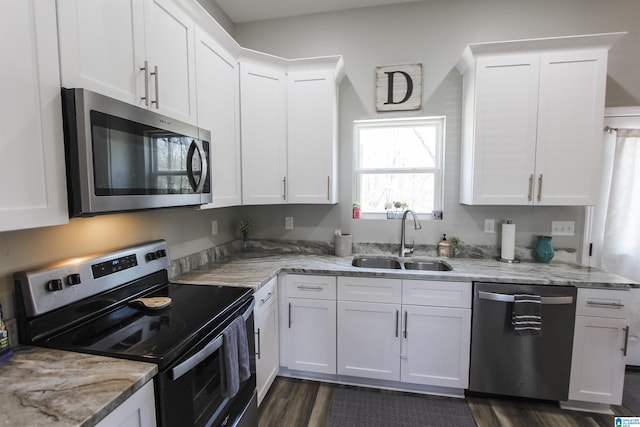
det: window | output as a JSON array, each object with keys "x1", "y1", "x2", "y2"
[{"x1": 354, "y1": 117, "x2": 445, "y2": 217}]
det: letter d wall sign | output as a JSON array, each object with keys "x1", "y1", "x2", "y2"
[{"x1": 375, "y1": 63, "x2": 422, "y2": 112}]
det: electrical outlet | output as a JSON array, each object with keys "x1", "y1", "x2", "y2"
[
  {"x1": 484, "y1": 219, "x2": 495, "y2": 233},
  {"x1": 431, "y1": 210, "x2": 443, "y2": 220},
  {"x1": 551, "y1": 221, "x2": 575, "y2": 236},
  {"x1": 285, "y1": 217, "x2": 294, "y2": 230},
  {"x1": 211, "y1": 220, "x2": 218, "y2": 236}
]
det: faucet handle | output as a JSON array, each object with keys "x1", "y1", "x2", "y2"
[{"x1": 405, "y1": 240, "x2": 415, "y2": 255}]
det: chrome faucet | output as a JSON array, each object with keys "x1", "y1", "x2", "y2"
[{"x1": 400, "y1": 209, "x2": 422, "y2": 257}]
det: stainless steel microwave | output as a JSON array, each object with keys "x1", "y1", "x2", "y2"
[{"x1": 61, "y1": 88, "x2": 211, "y2": 217}]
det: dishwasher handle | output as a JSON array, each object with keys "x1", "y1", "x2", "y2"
[{"x1": 478, "y1": 291, "x2": 573, "y2": 305}]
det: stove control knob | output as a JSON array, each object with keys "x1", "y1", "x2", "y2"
[
  {"x1": 155, "y1": 249, "x2": 167, "y2": 258},
  {"x1": 145, "y1": 252, "x2": 158, "y2": 262},
  {"x1": 66, "y1": 273, "x2": 82, "y2": 286},
  {"x1": 46, "y1": 279, "x2": 63, "y2": 292}
]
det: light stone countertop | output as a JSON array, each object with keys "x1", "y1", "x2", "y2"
[
  {"x1": 173, "y1": 251, "x2": 639, "y2": 291},
  {"x1": 0, "y1": 347, "x2": 157, "y2": 427}
]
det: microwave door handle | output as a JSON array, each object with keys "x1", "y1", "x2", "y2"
[
  {"x1": 171, "y1": 334, "x2": 223, "y2": 380},
  {"x1": 186, "y1": 140, "x2": 208, "y2": 193}
]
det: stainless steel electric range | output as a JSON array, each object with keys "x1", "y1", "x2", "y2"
[{"x1": 14, "y1": 240, "x2": 257, "y2": 427}]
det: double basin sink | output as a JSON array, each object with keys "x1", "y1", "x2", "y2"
[{"x1": 351, "y1": 256, "x2": 452, "y2": 272}]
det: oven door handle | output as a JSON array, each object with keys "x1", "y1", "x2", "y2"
[
  {"x1": 171, "y1": 335, "x2": 223, "y2": 380},
  {"x1": 171, "y1": 298, "x2": 255, "y2": 380}
]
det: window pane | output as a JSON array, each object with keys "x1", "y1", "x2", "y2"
[
  {"x1": 359, "y1": 126, "x2": 436, "y2": 169},
  {"x1": 360, "y1": 173, "x2": 434, "y2": 213}
]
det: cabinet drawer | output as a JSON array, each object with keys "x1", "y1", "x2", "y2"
[
  {"x1": 576, "y1": 288, "x2": 629, "y2": 318},
  {"x1": 402, "y1": 280, "x2": 472, "y2": 308},
  {"x1": 255, "y1": 277, "x2": 278, "y2": 312},
  {"x1": 337, "y1": 277, "x2": 401, "y2": 304},
  {"x1": 285, "y1": 274, "x2": 336, "y2": 300}
]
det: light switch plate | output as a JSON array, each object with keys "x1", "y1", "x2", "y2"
[{"x1": 551, "y1": 221, "x2": 575, "y2": 236}]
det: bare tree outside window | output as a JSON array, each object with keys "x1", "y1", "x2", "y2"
[{"x1": 354, "y1": 117, "x2": 445, "y2": 217}]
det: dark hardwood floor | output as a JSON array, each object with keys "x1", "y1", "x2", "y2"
[{"x1": 258, "y1": 376, "x2": 635, "y2": 427}]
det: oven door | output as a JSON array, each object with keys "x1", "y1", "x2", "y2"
[{"x1": 156, "y1": 298, "x2": 256, "y2": 427}]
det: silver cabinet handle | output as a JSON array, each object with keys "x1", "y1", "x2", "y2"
[
  {"x1": 282, "y1": 177, "x2": 287, "y2": 200},
  {"x1": 622, "y1": 326, "x2": 630, "y2": 356},
  {"x1": 395, "y1": 310, "x2": 399, "y2": 338},
  {"x1": 537, "y1": 174, "x2": 543, "y2": 202},
  {"x1": 151, "y1": 65, "x2": 159, "y2": 108},
  {"x1": 478, "y1": 291, "x2": 573, "y2": 305},
  {"x1": 297, "y1": 285, "x2": 323, "y2": 291},
  {"x1": 403, "y1": 311, "x2": 408, "y2": 339},
  {"x1": 260, "y1": 292, "x2": 273, "y2": 305},
  {"x1": 327, "y1": 176, "x2": 331, "y2": 201},
  {"x1": 140, "y1": 60, "x2": 150, "y2": 106},
  {"x1": 586, "y1": 300, "x2": 624, "y2": 309},
  {"x1": 288, "y1": 302, "x2": 292, "y2": 328},
  {"x1": 528, "y1": 174, "x2": 533, "y2": 201},
  {"x1": 255, "y1": 328, "x2": 261, "y2": 359}
]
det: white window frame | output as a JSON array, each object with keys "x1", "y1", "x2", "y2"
[{"x1": 353, "y1": 116, "x2": 445, "y2": 220}]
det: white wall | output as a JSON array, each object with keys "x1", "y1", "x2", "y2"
[{"x1": 231, "y1": 0, "x2": 639, "y2": 250}]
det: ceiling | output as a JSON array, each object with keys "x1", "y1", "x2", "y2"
[{"x1": 214, "y1": 0, "x2": 424, "y2": 24}]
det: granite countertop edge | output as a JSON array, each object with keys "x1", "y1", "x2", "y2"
[
  {"x1": 0, "y1": 346, "x2": 158, "y2": 427},
  {"x1": 173, "y1": 252, "x2": 639, "y2": 292}
]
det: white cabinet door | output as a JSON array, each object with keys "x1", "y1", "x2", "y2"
[
  {"x1": 535, "y1": 50, "x2": 607, "y2": 206},
  {"x1": 401, "y1": 305, "x2": 471, "y2": 389},
  {"x1": 240, "y1": 60, "x2": 287, "y2": 205},
  {"x1": 144, "y1": 0, "x2": 197, "y2": 124},
  {"x1": 95, "y1": 380, "x2": 157, "y2": 427},
  {"x1": 195, "y1": 28, "x2": 242, "y2": 208},
  {"x1": 287, "y1": 298, "x2": 336, "y2": 374},
  {"x1": 287, "y1": 69, "x2": 338, "y2": 204},
  {"x1": 568, "y1": 315, "x2": 627, "y2": 404},
  {"x1": 459, "y1": 37, "x2": 613, "y2": 206},
  {"x1": 57, "y1": 0, "x2": 146, "y2": 106},
  {"x1": 337, "y1": 301, "x2": 401, "y2": 380},
  {"x1": 463, "y1": 54, "x2": 539, "y2": 205},
  {"x1": 254, "y1": 278, "x2": 279, "y2": 406},
  {"x1": 0, "y1": 0, "x2": 69, "y2": 232}
]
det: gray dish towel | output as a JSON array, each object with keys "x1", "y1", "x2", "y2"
[
  {"x1": 512, "y1": 294, "x2": 542, "y2": 336},
  {"x1": 221, "y1": 316, "x2": 251, "y2": 398}
]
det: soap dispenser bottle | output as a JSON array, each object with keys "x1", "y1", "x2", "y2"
[{"x1": 438, "y1": 234, "x2": 450, "y2": 258}]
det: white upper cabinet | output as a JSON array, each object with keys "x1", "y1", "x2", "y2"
[
  {"x1": 240, "y1": 57, "x2": 288, "y2": 205},
  {"x1": 287, "y1": 59, "x2": 343, "y2": 204},
  {"x1": 195, "y1": 27, "x2": 242, "y2": 208},
  {"x1": 239, "y1": 54, "x2": 344, "y2": 206},
  {"x1": 0, "y1": 0, "x2": 69, "y2": 232},
  {"x1": 457, "y1": 33, "x2": 624, "y2": 206},
  {"x1": 57, "y1": 0, "x2": 197, "y2": 124},
  {"x1": 144, "y1": 0, "x2": 197, "y2": 124}
]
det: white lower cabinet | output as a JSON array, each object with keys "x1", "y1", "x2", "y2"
[
  {"x1": 253, "y1": 277, "x2": 279, "y2": 406},
  {"x1": 96, "y1": 380, "x2": 156, "y2": 427},
  {"x1": 336, "y1": 277, "x2": 471, "y2": 390},
  {"x1": 284, "y1": 275, "x2": 337, "y2": 375},
  {"x1": 401, "y1": 304, "x2": 471, "y2": 388},
  {"x1": 337, "y1": 300, "x2": 401, "y2": 381},
  {"x1": 567, "y1": 288, "x2": 629, "y2": 406}
]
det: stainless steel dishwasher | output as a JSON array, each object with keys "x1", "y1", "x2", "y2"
[{"x1": 469, "y1": 282, "x2": 577, "y2": 401}]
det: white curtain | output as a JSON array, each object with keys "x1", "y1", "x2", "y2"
[{"x1": 601, "y1": 128, "x2": 640, "y2": 282}]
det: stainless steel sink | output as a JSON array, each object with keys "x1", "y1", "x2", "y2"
[
  {"x1": 351, "y1": 256, "x2": 452, "y2": 271},
  {"x1": 351, "y1": 257, "x2": 402, "y2": 269},
  {"x1": 403, "y1": 260, "x2": 452, "y2": 271}
]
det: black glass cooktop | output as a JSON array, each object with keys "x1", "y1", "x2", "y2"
[{"x1": 44, "y1": 282, "x2": 252, "y2": 369}]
